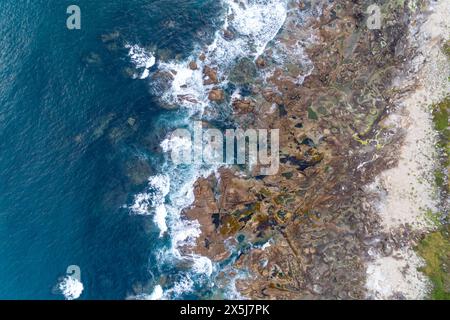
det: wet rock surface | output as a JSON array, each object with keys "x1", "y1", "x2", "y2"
[
  {"x1": 229, "y1": 58, "x2": 258, "y2": 85},
  {"x1": 208, "y1": 88, "x2": 225, "y2": 102},
  {"x1": 181, "y1": 0, "x2": 446, "y2": 299}
]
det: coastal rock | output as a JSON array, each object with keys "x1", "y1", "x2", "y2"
[
  {"x1": 262, "y1": 89, "x2": 283, "y2": 104},
  {"x1": 223, "y1": 29, "x2": 235, "y2": 40},
  {"x1": 256, "y1": 57, "x2": 266, "y2": 68},
  {"x1": 229, "y1": 57, "x2": 257, "y2": 85},
  {"x1": 232, "y1": 99, "x2": 254, "y2": 114},
  {"x1": 189, "y1": 61, "x2": 198, "y2": 70},
  {"x1": 203, "y1": 66, "x2": 219, "y2": 85},
  {"x1": 208, "y1": 88, "x2": 224, "y2": 102}
]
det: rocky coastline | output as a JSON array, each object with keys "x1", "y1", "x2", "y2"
[{"x1": 178, "y1": 0, "x2": 449, "y2": 299}]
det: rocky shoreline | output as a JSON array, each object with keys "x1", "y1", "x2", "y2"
[{"x1": 179, "y1": 0, "x2": 449, "y2": 299}]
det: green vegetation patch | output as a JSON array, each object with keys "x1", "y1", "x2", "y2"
[
  {"x1": 307, "y1": 107, "x2": 318, "y2": 120},
  {"x1": 416, "y1": 228, "x2": 450, "y2": 300},
  {"x1": 417, "y1": 96, "x2": 450, "y2": 300},
  {"x1": 444, "y1": 40, "x2": 450, "y2": 59},
  {"x1": 432, "y1": 96, "x2": 450, "y2": 191},
  {"x1": 433, "y1": 97, "x2": 449, "y2": 134}
]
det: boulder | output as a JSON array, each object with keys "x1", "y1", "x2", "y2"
[
  {"x1": 223, "y1": 29, "x2": 235, "y2": 40},
  {"x1": 232, "y1": 99, "x2": 254, "y2": 114},
  {"x1": 203, "y1": 66, "x2": 219, "y2": 85},
  {"x1": 256, "y1": 57, "x2": 266, "y2": 68},
  {"x1": 189, "y1": 61, "x2": 198, "y2": 70},
  {"x1": 208, "y1": 88, "x2": 225, "y2": 102}
]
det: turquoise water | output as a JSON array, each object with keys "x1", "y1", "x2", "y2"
[{"x1": 0, "y1": 0, "x2": 222, "y2": 299}]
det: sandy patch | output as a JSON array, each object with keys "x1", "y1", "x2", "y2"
[
  {"x1": 366, "y1": 247, "x2": 430, "y2": 300},
  {"x1": 369, "y1": 1, "x2": 450, "y2": 231},
  {"x1": 366, "y1": 0, "x2": 450, "y2": 300}
]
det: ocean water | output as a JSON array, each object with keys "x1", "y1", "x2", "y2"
[{"x1": 0, "y1": 0, "x2": 289, "y2": 299}]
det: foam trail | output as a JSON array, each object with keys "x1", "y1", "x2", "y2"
[{"x1": 165, "y1": 275, "x2": 195, "y2": 298}]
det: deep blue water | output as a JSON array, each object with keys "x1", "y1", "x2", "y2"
[{"x1": 0, "y1": 0, "x2": 222, "y2": 299}]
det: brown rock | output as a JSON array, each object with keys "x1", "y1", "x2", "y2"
[
  {"x1": 199, "y1": 53, "x2": 206, "y2": 61},
  {"x1": 203, "y1": 66, "x2": 219, "y2": 85},
  {"x1": 177, "y1": 94, "x2": 198, "y2": 104},
  {"x1": 262, "y1": 89, "x2": 283, "y2": 104},
  {"x1": 223, "y1": 29, "x2": 235, "y2": 40},
  {"x1": 208, "y1": 88, "x2": 224, "y2": 102},
  {"x1": 232, "y1": 99, "x2": 254, "y2": 114},
  {"x1": 179, "y1": 0, "x2": 420, "y2": 301},
  {"x1": 256, "y1": 57, "x2": 266, "y2": 68},
  {"x1": 298, "y1": 1, "x2": 306, "y2": 10},
  {"x1": 189, "y1": 61, "x2": 198, "y2": 70}
]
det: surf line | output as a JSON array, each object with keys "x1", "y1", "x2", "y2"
[{"x1": 180, "y1": 304, "x2": 215, "y2": 318}]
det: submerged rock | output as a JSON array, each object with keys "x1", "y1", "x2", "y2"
[
  {"x1": 101, "y1": 31, "x2": 120, "y2": 43},
  {"x1": 223, "y1": 28, "x2": 235, "y2": 41},
  {"x1": 229, "y1": 57, "x2": 257, "y2": 85}
]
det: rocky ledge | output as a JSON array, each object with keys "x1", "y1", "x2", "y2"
[{"x1": 182, "y1": 0, "x2": 449, "y2": 299}]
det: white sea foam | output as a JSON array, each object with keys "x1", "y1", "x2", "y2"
[
  {"x1": 130, "y1": 192, "x2": 151, "y2": 215},
  {"x1": 161, "y1": 129, "x2": 193, "y2": 154},
  {"x1": 148, "y1": 175, "x2": 171, "y2": 236},
  {"x1": 223, "y1": 0, "x2": 288, "y2": 58},
  {"x1": 158, "y1": 61, "x2": 207, "y2": 110},
  {"x1": 125, "y1": 44, "x2": 156, "y2": 79},
  {"x1": 170, "y1": 215, "x2": 202, "y2": 249},
  {"x1": 131, "y1": 276, "x2": 196, "y2": 300},
  {"x1": 206, "y1": 0, "x2": 288, "y2": 68},
  {"x1": 58, "y1": 276, "x2": 84, "y2": 300},
  {"x1": 165, "y1": 275, "x2": 195, "y2": 297},
  {"x1": 192, "y1": 255, "x2": 214, "y2": 276},
  {"x1": 261, "y1": 241, "x2": 271, "y2": 250},
  {"x1": 148, "y1": 285, "x2": 164, "y2": 300},
  {"x1": 130, "y1": 174, "x2": 170, "y2": 237},
  {"x1": 130, "y1": 284, "x2": 165, "y2": 300},
  {"x1": 131, "y1": 0, "x2": 288, "y2": 109},
  {"x1": 140, "y1": 68, "x2": 150, "y2": 80}
]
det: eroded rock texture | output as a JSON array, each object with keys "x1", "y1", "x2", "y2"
[{"x1": 183, "y1": 0, "x2": 441, "y2": 299}]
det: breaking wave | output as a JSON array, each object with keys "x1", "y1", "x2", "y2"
[
  {"x1": 125, "y1": 43, "x2": 156, "y2": 79},
  {"x1": 58, "y1": 276, "x2": 84, "y2": 300}
]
